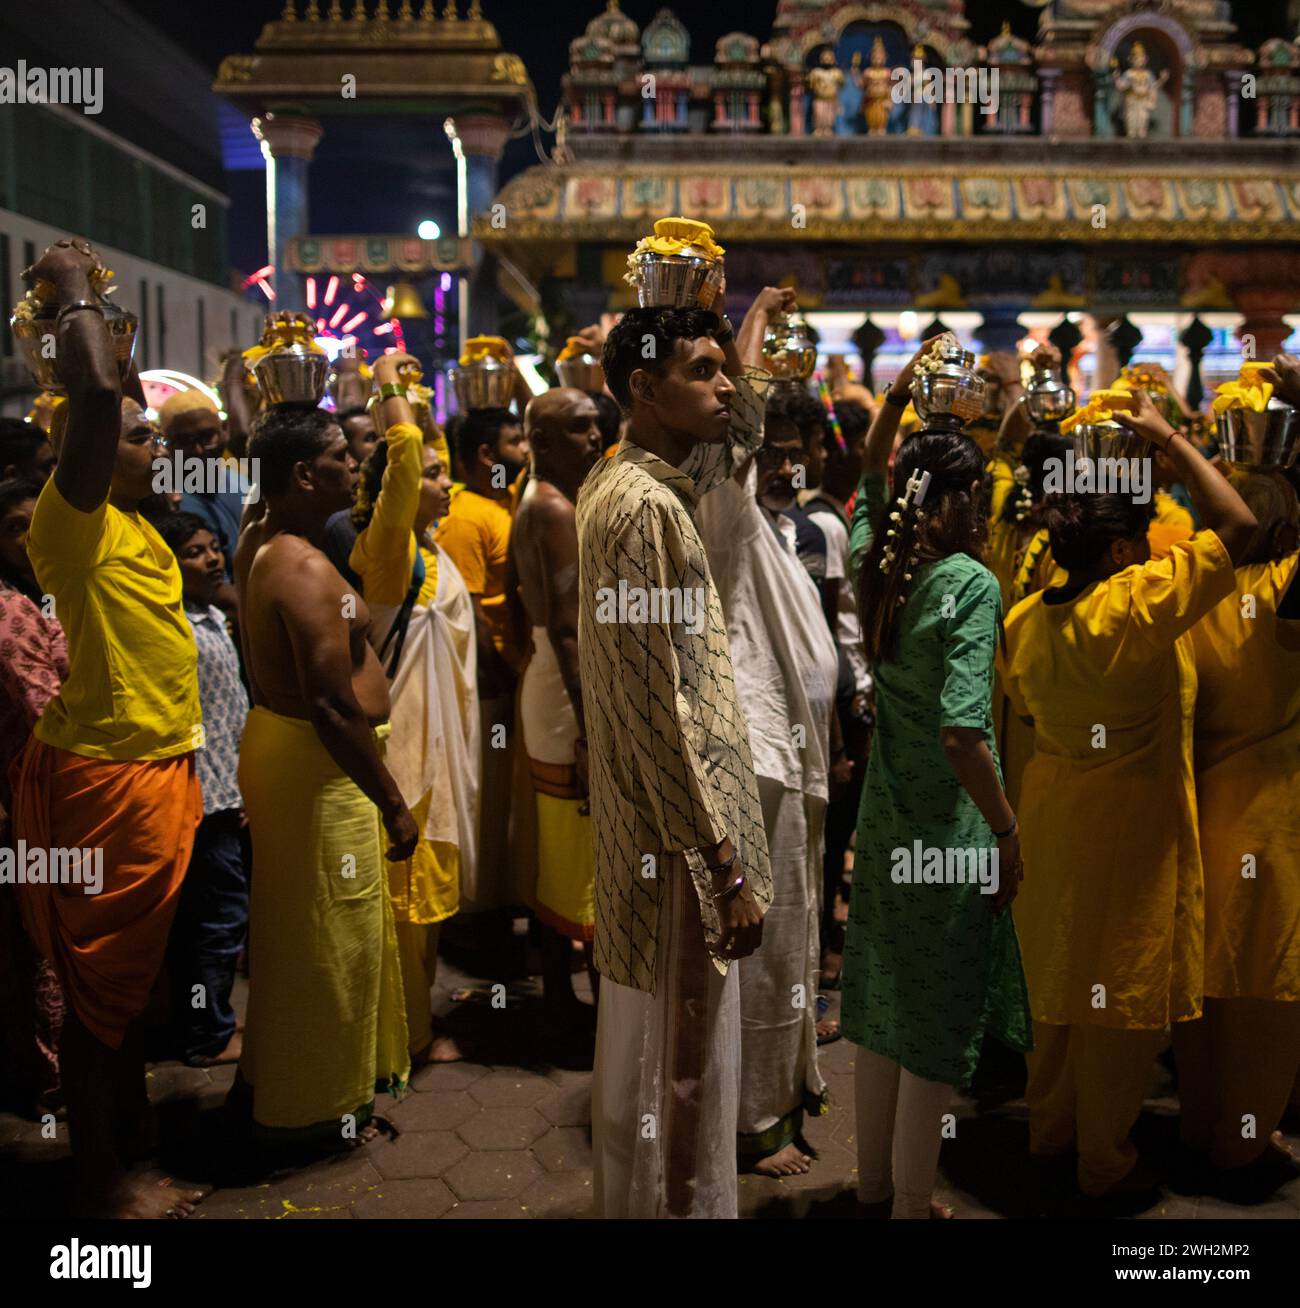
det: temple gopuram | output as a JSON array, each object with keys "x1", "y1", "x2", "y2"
[{"x1": 484, "y1": 0, "x2": 1300, "y2": 395}]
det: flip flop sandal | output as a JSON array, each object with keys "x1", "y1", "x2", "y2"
[{"x1": 816, "y1": 1018, "x2": 841, "y2": 1046}]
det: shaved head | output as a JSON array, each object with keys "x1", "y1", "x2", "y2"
[
  {"x1": 525, "y1": 387, "x2": 601, "y2": 482},
  {"x1": 525, "y1": 388, "x2": 591, "y2": 440}
]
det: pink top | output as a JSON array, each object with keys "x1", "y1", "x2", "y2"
[{"x1": 0, "y1": 583, "x2": 68, "y2": 807}]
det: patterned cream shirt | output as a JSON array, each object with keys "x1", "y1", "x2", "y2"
[{"x1": 576, "y1": 370, "x2": 773, "y2": 994}]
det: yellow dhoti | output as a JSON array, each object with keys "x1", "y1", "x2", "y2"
[{"x1": 237, "y1": 707, "x2": 409, "y2": 1140}]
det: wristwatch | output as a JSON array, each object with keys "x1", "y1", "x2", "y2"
[{"x1": 714, "y1": 314, "x2": 735, "y2": 346}]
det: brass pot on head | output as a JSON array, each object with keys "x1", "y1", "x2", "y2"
[
  {"x1": 762, "y1": 311, "x2": 817, "y2": 383},
  {"x1": 632, "y1": 249, "x2": 725, "y2": 311},
  {"x1": 911, "y1": 339, "x2": 986, "y2": 432},
  {"x1": 449, "y1": 356, "x2": 515, "y2": 411},
  {"x1": 1216, "y1": 403, "x2": 1300, "y2": 469},
  {"x1": 557, "y1": 350, "x2": 605, "y2": 392},
  {"x1": 1070, "y1": 420, "x2": 1147, "y2": 465},
  {"x1": 252, "y1": 311, "x2": 328, "y2": 407},
  {"x1": 1023, "y1": 368, "x2": 1076, "y2": 425}
]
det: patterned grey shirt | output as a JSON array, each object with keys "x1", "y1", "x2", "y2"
[
  {"x1": 576, "y1": 369, "x2": 773, "y2": 994},
  {"x1": 186, "y1": 603, "x2": 249, "y2": 815}
]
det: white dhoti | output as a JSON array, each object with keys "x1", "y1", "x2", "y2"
[
  {"x1": 737, "y1": 777, "x2": 828, "y2": 1157},
  {"x1": 593, "y1": 857, "x2": 741, "y2": 1218}
]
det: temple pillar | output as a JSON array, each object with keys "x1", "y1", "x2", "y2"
[
  {"x1": 1093, "y1": 70, "x2": 1112, "y2": 138},
  {"x1": 1179, "y1": 76, "x2": 1194, "y2": 137},
  {"x1": 1040, "y1": 68, "x2": 1058, "y2": 135},
  {"x1": 1090, "y1": 314, "x2": 1121, "y2": 389},
  {"x1": 457, "y1": 113, "x2": 510, "y2": 337},
  {"x1": 788, "y1": 72, "x2": 805, "y2": 136},
  {"x1": 1188, "y1": 249, "x2": 1300, "y2": 363},
  {"x1": 253, "y1": 113, "x2": 323, "y2": 311},
  {"x1": 1224, "y1": 71, "x2": 1246, "y2": 137},
  {"x1": 1233, "y1": 288, "x2": 1294, "y2": 361},
  {"x1": 972, "y1": 302, "x2": 1026, "y2": 354}
]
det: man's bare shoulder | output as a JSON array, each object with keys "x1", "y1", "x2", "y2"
[
  {"x1": 251, "y1": 531, "x2": 355, "y2": 601},
  {"x1": 524, "y1": 480, "x2": 576, "y2": 527}
]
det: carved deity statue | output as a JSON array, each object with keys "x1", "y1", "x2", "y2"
[
  {"x1": 1113, "y1": 41, "x2": 1167, "y2": 140},
  {"x1": 808, "y1": 47, "x2": 844, "y2": 137},
  {"x1": 859, "y1": 35, "x2": 893, "y2": 136}
]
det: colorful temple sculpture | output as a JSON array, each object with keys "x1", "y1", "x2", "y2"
[
  {"x1": 485, "y1": 0, "x2": 1300, "y2": 387},
  {"x1": 211, "y1": 1, "x2": 1300, "y2": 393}
]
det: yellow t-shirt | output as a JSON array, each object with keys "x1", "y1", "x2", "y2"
[
  {"x1": 999, "y1": 530, "x2": 1236, "y2": 1029},
  {"x1": 434, "y1": 486, "x2": 514, "y2": 659},
  {"x1": 28, "y1": 478, "x2": 200, "y2": 760},
  {"x1": 350, "y1": 423, "x2": 427, "y2": 609},
  {"x1": 1188, "y1": 554, "x2": 1300, "y2": 1000}
]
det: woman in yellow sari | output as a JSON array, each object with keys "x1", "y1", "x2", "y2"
[
  {"x1": 999, "y1": 390, "x2": 1257, "y2": 1203},
  {"x1": 1177, "y1": 467, "x2": 1300, "y2": 1200},
  {"x1": 349, "y1": 360, "x2": 480, "y2": 1065}
]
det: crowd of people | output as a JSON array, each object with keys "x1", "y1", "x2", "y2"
[{"x1": 1, "y1": 233, "x2": 1298, "y2": 1222}]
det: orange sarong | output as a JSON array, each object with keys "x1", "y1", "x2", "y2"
[{"x1": 10, "y1": 736, "x2": 201, "y2": 1050}]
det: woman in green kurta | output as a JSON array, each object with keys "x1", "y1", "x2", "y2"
[{"x1": 841, "y1": 341, "x2": 1031, "y2": 1219}]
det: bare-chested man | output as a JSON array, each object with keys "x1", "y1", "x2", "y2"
[
  {"x1": 233, "y1": 401, "x2": 418, "y2": 1148},
  {"x1": 512, "y1": 388, "x2": 604, "y2": 1032}
]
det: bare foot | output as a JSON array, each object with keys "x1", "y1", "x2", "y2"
[
  {"x1": 750, "y1": 1143, "x2": 813, "y2": 1177},
  {"x1": 428, "y1": 1032, "x2": 464, "y2": 1063},
  {"x1": 85, "y1": 1175, "x2": 207, "y2": 1219},
  {"x1": 344, "y1": 1120, "x2": 382, "y2": 1149},
  {"x1": 931, "y1": 1199, "x2": 955, "y2": 1219},
  {"x1": 816, "y1": 1017, "x2": 841, "y2": 1045}
]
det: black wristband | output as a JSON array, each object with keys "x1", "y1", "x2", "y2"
[
  {"x1": 992, "y1": 816, "x2": 1017, "y2": 840},
  {"x1": 714, "y1": 315, "x2": 735, "y2": 346},
  {"x1": 884, "y1": 389, "x2": 908, "y2": 408}
]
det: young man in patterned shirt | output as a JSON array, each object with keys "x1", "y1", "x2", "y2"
[{"x1": 578, "y1": 289, "x2": 791, "y2": 1218}]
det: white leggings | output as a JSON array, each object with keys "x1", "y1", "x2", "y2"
[{"x1": 854, "y1": 1045, "x2": 954, "y2": 1219}]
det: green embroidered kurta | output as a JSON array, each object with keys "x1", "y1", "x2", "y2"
[{"x1": 840, "y1": 471, "x2": 1031, "y2": 1085}]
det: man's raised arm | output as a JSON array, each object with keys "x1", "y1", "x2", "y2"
[{"x1": 27, "y1": 239, "x2": 122, "y2": 513}]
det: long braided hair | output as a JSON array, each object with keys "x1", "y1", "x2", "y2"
[
  {"x1": 858, "y1": 430, "x2": 987, "y2": 663},
  {"x1": 999, "y1": 430, "x2": 1072, "y2": 529}
]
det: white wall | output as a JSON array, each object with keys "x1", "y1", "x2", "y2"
[{"x1": 0, "y1": 205, "x2": 265, "y2": 413}]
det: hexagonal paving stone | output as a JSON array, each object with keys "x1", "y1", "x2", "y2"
[
  {"x1": 535, "y1": 1084, "x2": 591, "y2": 1127},
  {"x1": 467, "y1": 1072, "x2": 553, "y2": 1108},
  {"x1": 409, "y1": 1060, "x2": 490, "y2": 1093},
  {"x1": 144, "y1": 1064, "x2": 212, "y2": 1104},
  {"x1": 533, "y1": 1126, "x2": 593, "y2": 1173},
  {"x1": 192, "y1": 1188, "x2": 285, "y2": 1221},
  {"x1": 389, "y1": 1090, "x2": 480, "y2": 1133},
  {"x1": 456, "y1": 1106, "x2": 548, "y2": 1151},
  {"x1": 272, "y1": 1157, "x2": 384, "y2": 1213},
  {"x1": 372, "y1": 1129, "x2": 469, "y2": 1181},
  {"x1": 352, "y1": 1178, "x2": 456, "y2": 1219},
  {"x1": 518, "y1": 1170, "x2": 594, "y2": 1218},
  {"x1": 544, "y1": 1065, "x2": 591, "y2": 1088},
  {"x1": 443, "y1": 1198, "x2": 530, "y2": 1219},
  {"x1": 444, "y1": 1149, "x2": 542, "y2": 1201}
]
